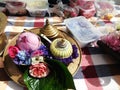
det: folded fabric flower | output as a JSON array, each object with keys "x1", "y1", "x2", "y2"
[
  {"x1": 8, "y1": 46, "x2": 19, "y2": 59},
  {"x1": 14, "y1": 50, "x2": 31, "y2": 65},
  {"x1": 29, "y1": 62, "x2": 50, "y2": 78}
]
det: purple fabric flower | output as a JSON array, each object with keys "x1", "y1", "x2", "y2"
[
  {"x1": 38, "y1": 45, "x2": 49, "y2": 56},
  {"x1": 16, "y1": 51, "x2": 27, "y2": 60},
  {"x1": 14, "y1": 50, "x2": 31, "y2": 65}
]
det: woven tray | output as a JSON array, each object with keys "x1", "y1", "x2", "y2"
[{"x1": 3, "y1": 28, "x2": 81, "y2": 87}]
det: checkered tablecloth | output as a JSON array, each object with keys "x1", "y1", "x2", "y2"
[{"x1": 0, "y1": 16, "x2": 120, "y2": 90}]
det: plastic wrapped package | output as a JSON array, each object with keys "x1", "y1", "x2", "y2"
[
  {"x1": 5, "y1": 1, "x2": 27, "y2": 15},
  {"x1": 24, "y1": 0, "x2": 49, "y2": 17},
  {"x1": 69, "y1": 0, "x2": 96, "y2": 18}
]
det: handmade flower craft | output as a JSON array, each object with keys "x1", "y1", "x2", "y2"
[
  {"x1": 8, "y1": 32, "x2": 49, "y2": 65},
  {"x1": 7, "y1": 31, "x2": 79, "y2": 90},
  {"x1": 29, "y1": 62, "x2": 50, "y2": 78},
  {"x1": 8, "y1": 44, "x2": 48, "y2": 65}
]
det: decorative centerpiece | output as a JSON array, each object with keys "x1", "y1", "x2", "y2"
[
  {"x1": 8, "y1": 32, "x2": 45, "y2": 66},
  {"x1": 97, "y1": 31, "x2": 120, "y2": 60},
  {"x1": 50, "y1": 38, "x2": 79, "y2": 65},
  {"x1": 6, "y1": 31, "x2": 78, "y2": 90}
]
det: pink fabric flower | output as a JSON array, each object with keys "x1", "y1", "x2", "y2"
[
  {"x1": 8, "y1": 46, "x2": 19, "y2": 58},
  {"x1": 31, "y1": 50, "x2": 44, "y2": 57},
  {"x1": 29, "y1": 63, "x2": 50, "y2": 78},
  {"x1": 16, "y1": 32, "x2": 41, "y2": 51}
]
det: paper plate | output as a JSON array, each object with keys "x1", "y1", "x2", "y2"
[{"x1": 3, "y1": 28, "x2": 81, "y2": 87}]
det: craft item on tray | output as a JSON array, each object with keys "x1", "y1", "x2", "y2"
[
  {"x1": 29, "y1": 62, "x2": 50, "y2": 78},
  {"x1": 50, "y1": 38, "x2": 73, "y2": 59},
  {"x1": 50, "y1": 38, "x2": 79, "y2": 65},
  {"x1": 8, "y1": 32, "x2": 48, "y2": 66},
  {"x1": 16, "y1": 32, "x2": 41, "y2": 51},
  {"x1": 40, "y1": 19, "x2": 59, "y2": 39}
]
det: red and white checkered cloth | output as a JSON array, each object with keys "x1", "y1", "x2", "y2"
[{"x1": 0, "y1": 16, "x2": 120, "y2": 90}]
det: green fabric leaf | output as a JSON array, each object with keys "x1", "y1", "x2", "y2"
[{"x1": 23, "y1": 59, "x2": 76, "y2": 90}]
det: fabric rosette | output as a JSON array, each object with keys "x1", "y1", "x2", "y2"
[{"x1": 29, "y1": 62, "x2": 50, "y2": 78}]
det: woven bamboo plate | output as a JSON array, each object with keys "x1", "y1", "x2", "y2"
[{"x1": 3, "y1": 28, "x2": 81, "y2": 87}]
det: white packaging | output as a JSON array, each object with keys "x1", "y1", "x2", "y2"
[
  {"x1": 23, "y1": 0, "x2": 49, "y2": 17},
  {"x1": 64, "y1": 16, "x2": 103, "y2": 48}
]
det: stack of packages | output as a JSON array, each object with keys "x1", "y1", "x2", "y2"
[{"x1": 0, "y1": 0, "x2": 96, "y2": 18}]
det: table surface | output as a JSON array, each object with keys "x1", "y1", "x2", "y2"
[{"x1": 0, "y1": 15, "x2": 120, "y2": 90}]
